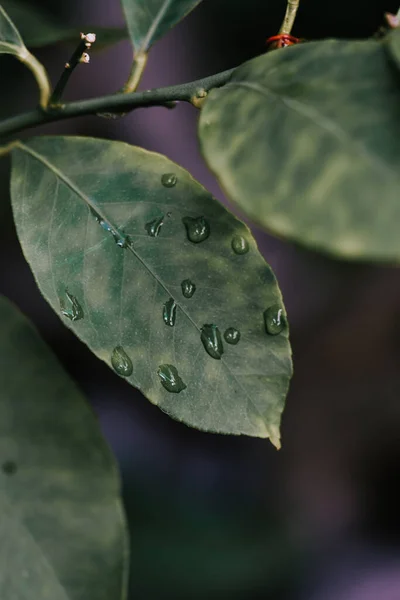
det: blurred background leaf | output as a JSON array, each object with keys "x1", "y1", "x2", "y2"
[{"x1": 0, "y1": 295, "x2": 128, "y2": 600}]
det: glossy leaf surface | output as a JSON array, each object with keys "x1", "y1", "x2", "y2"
[
  {"x1": 0, "y1": 295, "x2": 128, "y2": 600},
  {"x1": 199, "y1": 39, "x2": 400, "y2": 261},
  {"x1": 121, "y1": 0, "x2": 202, "y2": 53},
  {"x1": 11, "y1": 136, "x2": 292, "y2": 445},
  {"x1": 1, "y1": 0, "x2": 127, "y2": 49},
  {"x1": 0, "y1": 3, "x2": 26, "y2": 57}
]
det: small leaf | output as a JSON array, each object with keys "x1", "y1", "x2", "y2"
[
  {"x1": 1, "y1": 0, "x2": 127, "y2": 49},
  {"x1": 0, "y1": 295, "x2": 128, "y2": 600},
  {"x1": 121, "y1": 0, "x2": 203, "y2": 53},
  {"x1": 11, "y1": 136, "x2": 292, "y2": 445},
  {"x1": 0, "y1": 2, "x2": 26, "y2": 57},
  {"x1": 199, "y1": 39, "x2": 400, "y2": 262}
]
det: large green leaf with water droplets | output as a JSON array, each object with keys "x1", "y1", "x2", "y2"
[
  {"x1": 0, "y1": 3, "x2": 26, "y2": 57},
  {"x1": 11, "y1": 136, "x2": 292, "y2": 446},
  {"x1": 0, "y1": 295, "x2": 128, "y2": 600},
  {"x1": 199, "y1": 39, "x2": 400, "y2": 262},
  {"x1": 1, "y1": 0, "x2": 127, "y2": 49},
  {"x1": 121, "y1": 0, "x2": 202, "y2": 53}
]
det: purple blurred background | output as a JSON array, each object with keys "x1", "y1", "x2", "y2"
[{"x1": 1, "y1": 0, "x2": 400, "y2": 598}]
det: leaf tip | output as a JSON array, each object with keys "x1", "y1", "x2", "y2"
[{"x1": 269, "y1": 425, "x2": 281, "y2": 450}]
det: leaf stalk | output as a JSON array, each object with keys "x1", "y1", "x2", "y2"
[{"x1": 279, "y1": 0, "x2": 300, "y2": 36}]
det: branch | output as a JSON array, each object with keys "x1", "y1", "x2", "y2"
[
  {"x1": 122, "y1": 52, "x2": 148, "y2": 93},
  {"x1": 50, "y1": 33, "x2": 96, "y2": 106},
  {"x1": 0, "y1": 69, "x2": 234, "y2": 142}
]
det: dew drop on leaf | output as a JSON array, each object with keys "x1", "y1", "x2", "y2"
[
  {"x1": 91, "y1": 210, "x2": 130, "y2": 248},
  {"x1": 231, "y1": 235, "x2": 249, "y2": 255},
  {"x1": 200, "y1": 324, "x2": 224, "y2": 359},
  {"x1": 264, "y1": 305, "x2": 286, "y2": 336},
  {"x1": 113, "y1": 232, "x2": 130, "y2": 248},
  {"x1": 145, "y1": 215, "x2": 164, "y2": 237},
  {"x1": 224, "y1": 327, "x2": 241, "y2": 345},
  {"x1": 163, "y1": 297, "x2": 177, "y2": 327},
  {"x1": 157, "y1": 364, "x2": 187, "y2": 393},
  {"x1": 60, "y1": 291, "x2": 84, "y2": 322},
  {"x1": 111, "y1": 346, "x2": 133, "y2": 377},
  {"x1": 181, "y1": 279, "x2": 196, "y2": 298},
  {"x1": 161, "y1": 173, "x2": 178, "y2": 188},
  {"x1": 182, "y1": 216, "x2": 210, "y2": 243}
]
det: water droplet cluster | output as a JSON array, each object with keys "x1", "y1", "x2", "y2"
[{"x1": 60, "y1": 175, "x2": 287, "y2": 397}]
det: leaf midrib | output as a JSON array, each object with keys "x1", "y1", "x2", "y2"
[
  {"x1": 16, "y1": 142, "x2": 279, "y2": 438},
  {"x1": 139, "y1": 0, "x2": 173, "y2": 52},
  {"x1": 227, "y1": 80, "x2": 399, "y2": 183}
]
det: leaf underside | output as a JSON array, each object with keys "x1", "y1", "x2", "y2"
[
  {"x1": 199, "y1": 39, "x2": 400, "y2": 262},
  {"x1": 11, "y1": 136, "x2": 292, "y2": 446},
  {"x1": 0, "y1": 295, "x2": 128, "y2": 600},
  {"x1": 121, "y1": 0, "x2": 203, "y2": 53}
]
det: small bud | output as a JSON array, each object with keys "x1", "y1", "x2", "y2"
[
  {"x1": 65, "y1": 62, "x2": 71, "y2": 69},
  {"x1": 80, "y1": 53, "x2": 90, "y2": 64},
  {"x1": 385, "y1": 12, "x2": 400, "y2": 29},
  {"x1": 196, "y1": 88, "x2": 207, "y2": 99},
  {"x1": 84, "y1": 33, "x2": 96, "y2": 43}
]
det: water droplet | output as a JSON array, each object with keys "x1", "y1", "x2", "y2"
[
  {"x1": 113, "y1": 231, "x2": 130, "y2": 248},
  {"x1": 224, "y1": 327, "x2": 241, "y2": 345},
  {"x1": 111, "y1": 346, "x2": 133, "y2": 377},
  {"x1": 161, "y1": 173, "x2": 178, "y2": 188},
  {"x1": 163, "y1": 297, "x2": 177, "y2": 326},
  {"x1": 182, "y1": 216, "x2": 210, "y2": 243},
  {"x1": 264, "y1": 305, "x2": 286, "y2": 336},
  {"x1": 145, "y1": 215, "x2": 164, "y2": 237},
  {"x1": 60, "y1": 291, "x2": 84, "y2": 322},
  {"x1": 2, "y1": 460, "x2": 17, "y2": 475},
  {"x1": 181, "y1": 279, "x2": 196, "y2": 299},
  {"x1": 158, "y1": 364, "x2": 186, "y2": 393},
  {"x1": 231, "y1": 235, "x2": 249, "y2": 255},
  {"x1": 201, "y1": 324, "x2": 224, "y2": 359},
  {"x1": 91, "y1": 210, "x2": 130, "y2": 248}
]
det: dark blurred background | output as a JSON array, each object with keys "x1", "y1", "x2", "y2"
[{"x1": 1, "y1": 1, "x2": 400, "y2": 598}]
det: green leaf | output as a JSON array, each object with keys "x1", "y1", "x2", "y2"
[
  {"x1": 199, "y1": 39, "x2": 400, "y2": 262},
  {"x1": 10, "y1": 136, "x2": 292, "y2": 446},
  {"x1": 0, "y1": 2, "x2": 26, "y2": 57},
  {"x1": 0, "y1": 294, "x2": 128, "y2": 600},
  {"x1": 121, "y1": 0, "x2": 203, "y2": 53},
  {"x1": 385, "y1": 27, "x2": 400, "y2": 71},
  {"x1": 1, "y1": 0, "x2": 127, "y2": 49},
  {"x1": 0, "y1": 3, "x2": 51, "y2": 106}
]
